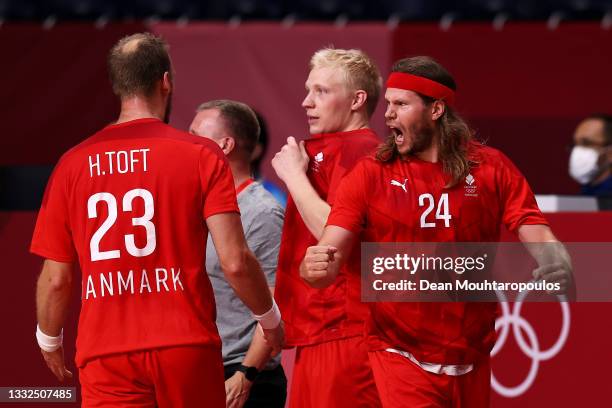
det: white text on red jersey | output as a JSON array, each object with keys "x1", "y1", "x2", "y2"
[
  {"x1": 88, "y1": 149, "x2": 150, "y2": 178},
  {"x1": 83, "y1": 267, "x2": 184, "y2": 300}
]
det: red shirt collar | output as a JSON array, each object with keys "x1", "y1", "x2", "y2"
[
  {"x1": 309, "y1": 128, "x2": 373, "y2": 140},
  {"x1": 236, "y1": 178, "x2": 255, "y2": 196}
]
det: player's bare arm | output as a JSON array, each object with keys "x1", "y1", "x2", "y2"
[
  {"x1": 300, "y1": 225, "x2": 356, "y2": 288},
  {"x1": 35, "y1": 259, "x2": 74, "y2": 382},
  {"x1": 517, "y1": 224, "x2": 573, "y2": 295},
  {"x1": 272, "y1": 136, "x2": 331, "y2": 239},
  {"x1": 240, "y1": 287, "x2": 276, "y2": 369},
  {"x1": 225, "y1": 286, "x2": 276, "y2": 408},
  {"x1": 206, "y1": 212, "x2": 284, "y2": 355},
  {"x1": 224, "y1": 319, "x2": 269, "y2": 408}
]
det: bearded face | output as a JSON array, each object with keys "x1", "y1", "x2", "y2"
[{"x1": 384, "y1": 88, "x2": 436, "y2": 157}]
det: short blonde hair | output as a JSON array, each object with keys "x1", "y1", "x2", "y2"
[{"x1": 310, "y1": 47, "x2": 382, "y2": 117}]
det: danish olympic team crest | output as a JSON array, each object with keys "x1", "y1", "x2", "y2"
[{"x1": 491, "y1": 287, "x2": 571, "y2": 398}]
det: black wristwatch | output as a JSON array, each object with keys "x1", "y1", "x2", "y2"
[{"x1": 237, "y1": 364, "x2": 260, "y2": 382}]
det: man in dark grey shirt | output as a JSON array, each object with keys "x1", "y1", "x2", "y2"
[{"x1": 190, "y1": 100, "x2": 286, "y2": 408}]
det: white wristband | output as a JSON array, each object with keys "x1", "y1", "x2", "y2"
[
  {"x1": 36, "y1": 324, "x2": 63, "y2": 352},
  {"x1": 253, "y1": 299, "x2": 281, "y2": 329}
]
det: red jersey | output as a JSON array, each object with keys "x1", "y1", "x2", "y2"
[
  {"x1": 30, "y1": 118, "x2": 239, "y2": 366},
  {"x1": 275, "y1": 128, "x2": 380, "y2": 346},
  {"x1": 327, "y1": 143, "x2": 548, "y2": 364}
]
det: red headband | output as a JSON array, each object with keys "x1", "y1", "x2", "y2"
[{"x1": 386, "y1": 72, "x2": 456, "y2": 106}]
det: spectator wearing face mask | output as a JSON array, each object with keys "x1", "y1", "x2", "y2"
[{"x1": 569, "y1": 114, "x2": 612, "y2": 196}]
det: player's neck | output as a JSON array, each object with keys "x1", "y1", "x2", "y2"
[
  {"x1": 414, "y1": 147, "x2": 439, "y2": 163},
  {"x1": 337, "y1": 113, "x2": 369, "y2": 133},
  {"x1": 116, "y1": 96, "x2": 165, "y2": 124},
  {"x1": 413, "y1": 133, "x2": 441, "y2": 163},
  {"x1": 229, "y1": 160, "x2": 252, "y2": 188}
]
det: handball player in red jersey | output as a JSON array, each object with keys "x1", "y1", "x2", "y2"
[
  {"x1": 31, "y1": 33, "x2": 283, "y2": 408},
  {"x1": 300, "y1": 56, "x2": 572, "y2": 408},
  {"x1": 272, "y1": 48, "x2": 383, "y2": 407}
]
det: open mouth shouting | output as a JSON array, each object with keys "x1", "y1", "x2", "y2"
[{"x1": 389, "y1": 125, "x2": 404, "y2": 145}]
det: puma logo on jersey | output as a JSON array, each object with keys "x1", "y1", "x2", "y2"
[{"x1": 391, "y1": 179, "x2": 408, "y2": 192}]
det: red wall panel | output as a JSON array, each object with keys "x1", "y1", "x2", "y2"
[{"x1": 0, "y1": 23, "x2": 146, "y2": 166}]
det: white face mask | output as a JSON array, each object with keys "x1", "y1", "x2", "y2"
[{"x1": 569, "y1": 146, "x2": 600, "y2": 184}]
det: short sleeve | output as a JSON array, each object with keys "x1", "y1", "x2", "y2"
[
  {"x1": 30, "y1": 161, "x2": 77, "y2": 263},
  {"x1": 326, "y1": 137, "x2": 378, "y2": 205},
  {"x1": 497, "y1": 152, "x2": 548, "y2": 233},
  {"x1": 244, "y1": 204, "x2": 284, "y2": 287},
  {"x1": 327, "y1": 159, "x2": 370, "y2": 234},
  {"x1": 199, "y1": 146, "x2": 240, "y2": 219}
]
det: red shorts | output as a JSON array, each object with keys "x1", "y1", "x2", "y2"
[
  {"x1": 288, "y1": 336, "x2": 381, "y2": 408},
  {"x1": 79, "y1": 346, "x2": 225, "y2": 408},
  {"x1": 368, "y1": 350, "x2": 490, "y2": 408}
]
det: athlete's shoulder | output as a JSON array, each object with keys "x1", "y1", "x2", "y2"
[
  {"x1": 359, "y1": 154, "x2": 381, "y2": 165},
  {"x1": 78, "y1": 119, "x2": 220, "y2": 150},
  {"x1": 57, "y1": 120, "x2": 226, "y2": 176},
  {"x1": 355, "y1": 127, "x2": 381, "y2": 140},
  {"x1": 469, "y1": 142, "x2": 526, "y2": 184},
  {"x1": 349, "y1": 155, "x2": 384, "y2": 174},
  {"x1": 143, "y1": 121, "x2": 226, "y2": 159},
  {"x1": 347, "y1": 128, "x2": 381, "y2": 145},
  {"x1": 158, "y1": 122, "x2": 215, "y2": 147},
  {"x1": 469, "y1": 141, "x2": 513, "y2": 165},
  {"x1": 246, "y1": 183, "x2": 284, "y2": 212},
  {"x1": 336, "y1": 129, "x2": 380, "y2": 158},
  {"x1": 240, "y1": 183, "x2": 285, "y2": 223},
  {"x1": 52, "y1": 138, "x2": 92, "y2": 173},
  {"x1": 468, "y1": 140, "x2": 506, "y2": 161},
  {"x1": 169, "y1": 127, "x2": 227, "y2": 161}
]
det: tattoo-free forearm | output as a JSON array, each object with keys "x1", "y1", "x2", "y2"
[
  {"x1": 242, "y1": 325, "x2": 273, "y2": 370},
  {"x1": 36, "y1": 260, "x2": 74, "y2": 336},
  {"x1": 221, "y1": 249, "x2": 274, "y2": 316},
  {"x1": 518, "y1": 225, "x2": 572, "y2": 268}
]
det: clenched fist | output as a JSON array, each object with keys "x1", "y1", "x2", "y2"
[{"x1": 300, "y1": 245, "x2": 338, "y2": 288}]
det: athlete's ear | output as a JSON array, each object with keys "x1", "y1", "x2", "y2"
[
  {"x1": 218, "y1": 137, "x2": 236, "y2": 156},
  {"x1": 431, "y1": 100, "x2": 445, "y2": 121},
  {"x1": 351, "y1": 90, "x2": 368, "y2": 112},
  {"x1": 162, "y1": 71, "x2": 172, "y2": 95}
]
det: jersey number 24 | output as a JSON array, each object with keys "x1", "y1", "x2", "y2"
[{"x1": 419, "y1": 193, "x2": 451, "y2": 228}]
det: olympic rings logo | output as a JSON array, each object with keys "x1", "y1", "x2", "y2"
[{"x1": 490, "y1": 288, "x2": 571, "y2": 398}]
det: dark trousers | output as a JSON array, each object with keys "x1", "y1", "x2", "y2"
[{"x1": 224, "y1": 364, "x2": 287, "y2": 408}]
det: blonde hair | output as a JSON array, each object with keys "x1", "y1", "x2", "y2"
[{"x1": 310, "y1": 47, "x2": 382, "y2": 117}]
